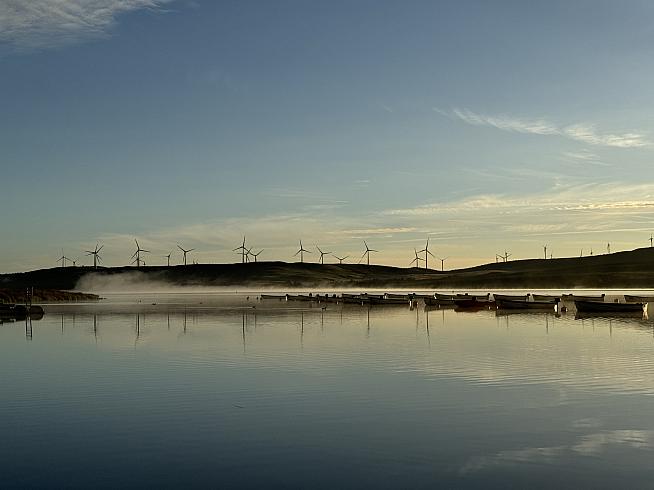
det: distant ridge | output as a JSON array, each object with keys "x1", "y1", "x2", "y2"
[{"x1": 1, "y1": 247, "x2": 653, "y2": 291}]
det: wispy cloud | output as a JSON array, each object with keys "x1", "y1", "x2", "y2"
[
  {"x1": 438, "y1": 107, "x2": 650, "y2": 148},
  {"x1": 561, "y1": 149, "x2": 611, "y2": 167},
  {"x1": 384, "y1": 182, "x2": 654, "y2": 217},
  {"x1": 0, "y1": 0, "x2": 172, "y2": 51}
]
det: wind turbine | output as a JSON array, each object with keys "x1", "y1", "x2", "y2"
[
  {"x1": 233, "y1": 236, "x2": 248, "y2": 264},
  {"x1": 438, "y1": 256, "x2": 449, "y2": 271},
  {"x1": 543, "y1": 245, "x2": 548, "y2": 259},
  {"x1": 177, "y1": 244, "x2": 194, "y2": 266},
  {"x1": 57, "y1": 249, "x2": 70, "y2": 267},
  {"x1": 359, "y1": 240, "x2": 378, "y2": 266},
  {"x1": 334, "y1": 255, "x2": 349, "y2": 264},
  {"x1": 499, "y1": 250, "x2": 511, "y2": 262},
  {"x1": 85, "y1": 243, "x2": 103, "y2": 268},
  {"x1": 164, "y1": 252, "x2": 172, "y2": 267},
  {"x1": 316, "y1": 246, "x2": 331, "y2": 264},
  {"x1": 294, "y1": 240, "x2": 311, "y2": 263},
  {"x1": 131, "y1": 239, "x2": 150, "y2": 268},
  {"x1": 250, "y1": 249, "x2": 263, "y2": 262},
  {"x1": 419, "y1": 238, "x2": 435, "y2": 270},
  {"x1": 410, "y1": 248, "x2": 424, "y2": 268},
  {"x1": 650, "y1": 235, "x2": 653, "y2": 247},
  {"x1": 607, "y1": 242, "x2": 611, "y2": 254}
]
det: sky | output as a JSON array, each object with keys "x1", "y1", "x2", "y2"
[{"x1": 1, "y1": 0, "x2": 654, "y2": 272}]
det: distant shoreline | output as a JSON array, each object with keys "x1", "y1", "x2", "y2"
[{"x1": 1, "y1": 247, "x2": 653, "y2": 293}]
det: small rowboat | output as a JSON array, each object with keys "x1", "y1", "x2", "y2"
[
  {"x1": 496, "y1": 299, "x2": 556, "y2": 310},
  {"x1": 455, "y1": 293, "x2": 491, "y2": 301},
  {"x1": 574, "y1": 300, "x2": 644, "y2": 313},
  {"x1": 562, "y1": 294, "x2": 605, "y2": 302},
  {"x1": 385, "y1": 293, "x2": 411, "y2": 300},
  {"x1": 624, "y1": 294, "x2": 654, "y2": 303},
  {"x1": 531, "y1": 294, "x2": 561, "y2": 303},
  {"x1": 260, "y1": 294, "x2": 285, "y2": 301},
  {"x1": 453, "y1": 298, "x2": 495, "y2": 310},
  {"x1": 430, "y1": 293, "x2": 457, "y2": 305},
  {"x1": 493, "y1": 294, "x2": 529, "y2": 302}
]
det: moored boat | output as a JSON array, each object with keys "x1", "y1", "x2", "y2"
[
  {"x1": 260, "y1": 294, "x2": 285, "y2": 300},
  {"x1": 384, "y1": 293, "x2": 411, "y2": 300},
  {"x1": 453, "y1": 297, "x2": 495, "y2": 310},
  {"x1": 431, "y1": 293, "x2": 457, "y2": 305},
  {"x1": 574, "y1": 300, "x2": 644, "y2": 313},
  {"x1": 493, "y1": 294, "x2": 529, "y2": 302},
  {"x1": 624, "y1": 294, "x2": 654, "y2": 303},
  {"x1": 496, "y1": 299, "x2": 556, "y2": 310},
  {"x1": 455, "y1": 293, "x2": 491, "y2": 301},
  {"x1": 531, "y1": 294, "x2": 561, "y2": 303},
  {"x1": 562, "y1": 294, "x2": 605, "y2": 302}
]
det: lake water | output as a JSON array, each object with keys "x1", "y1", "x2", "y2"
[{"x1": 2, "y1": 292, "x2": 654, "y2": 489}]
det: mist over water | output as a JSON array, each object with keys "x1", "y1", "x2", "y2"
[{"x1": 3, "y1": 293, "x2": 654, "y2": 488}]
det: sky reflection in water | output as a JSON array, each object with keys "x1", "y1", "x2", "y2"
[{"x1": 2, "y1": 294, "x2": 654, "y2": 489}]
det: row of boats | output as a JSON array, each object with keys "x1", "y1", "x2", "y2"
[{"x1": 260, "y1": 292, "x2": 653, "y2": 313}]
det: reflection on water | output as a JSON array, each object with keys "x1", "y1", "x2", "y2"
[{"x1": 2, "y1": 293, "x2": 654, "y2": 489}]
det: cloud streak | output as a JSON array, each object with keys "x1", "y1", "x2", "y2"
[
  {"x1": 440, "y1": 108, "x2": 650, "y2": 148},
  {"x1": 0, "y1": 0, "x2": 172, "y2": 51}
]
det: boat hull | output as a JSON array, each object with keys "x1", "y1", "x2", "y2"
[
  {"x1": 574, "y1": 300, "x2": 644, "y2": 313},
  {"x1": 496, "y1": 299, "x2": 556, "y2": 310}
]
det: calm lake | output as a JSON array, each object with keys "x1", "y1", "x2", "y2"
[{"x1": 2, "y1": 292, "x2": 654, "y2": 489}]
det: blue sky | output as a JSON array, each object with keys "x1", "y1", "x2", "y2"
[{"x1": 1, "y1": 0, "x2": 654, "y2": 271}]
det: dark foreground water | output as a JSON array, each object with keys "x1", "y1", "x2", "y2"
[{"x1": 2, "y1": 293, "x2": 654, "y2": 489}]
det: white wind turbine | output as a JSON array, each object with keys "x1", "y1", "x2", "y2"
[
  {"x1": 359, "y1": 240, "x2": 378, "y2": 266},
  {"x1": 294, "y1": 240, "x2": 311, "y2": 263},
  {"x1": 131, "y1": 239, "x2": 150, "y2": 268},
  {"x1": 233, "y1": 236, "x2": 248, "y2": 264},
  {"x1": 177, "y1": 244, "x2": 195, "y2": 266},
  {"x1": 419, "y1": 237, "x2": 435, "y2": 270},
  {"x1": 316, "y1": 246, "x2": 331, "y2": 264},
  {"x1": 85, "y1": 243, "x2": 103, "y2": 269},
  {"x1": 410, "y1": 248, "x2": 424, "y2": 268}
]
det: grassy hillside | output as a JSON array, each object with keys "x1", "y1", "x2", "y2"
[{"x1": 1, "y1": 247, "x2": 653, "y2": 291}]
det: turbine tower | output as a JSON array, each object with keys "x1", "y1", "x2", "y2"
[
  {"x1": 543, "y1": 245, "x2": 548, "y2": 259},
  {"x1": 233, "y1": 236, "x2": 248, "y2": 264},
  {"x1": 164, "y1": 252, "x2": 172, "y2": 267},
  {"x1": 650, "y1": 235, "x2": 653, "y2": 247},
  {"x1": 438, "y1": 256, "x2": 449, "y2": 271},
  {"x1": 85, "y1": 243, "x2": 103, "y2": 269},
  {"x1": 131, "y1": 239, "x2": 150, "y2": 268},
  {"x1": 250, "y1": 250, "x2": 263, "y2": 262},
  {"x1": 334, "y1": 255, "x2": 349, "y2": 264},
  {"x1": 419, "y1": 238, "x2": 435, "y2": 270},
  {"x1": 294, "y1": 240, "x2": 311, "y2": 263},
  {"x1": 359, "y1": 240, "x2": 378, "y2": 266},
  {"x1": 177, "y1": 244, "x2": 195, "y2": 266},
  {"x1": 316, "y1": 246, "x2": 331, "y2": 264}
]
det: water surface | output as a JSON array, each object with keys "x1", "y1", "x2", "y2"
[{"x1": 2, "y1": 293, "x2": 654, "y2": 489}]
